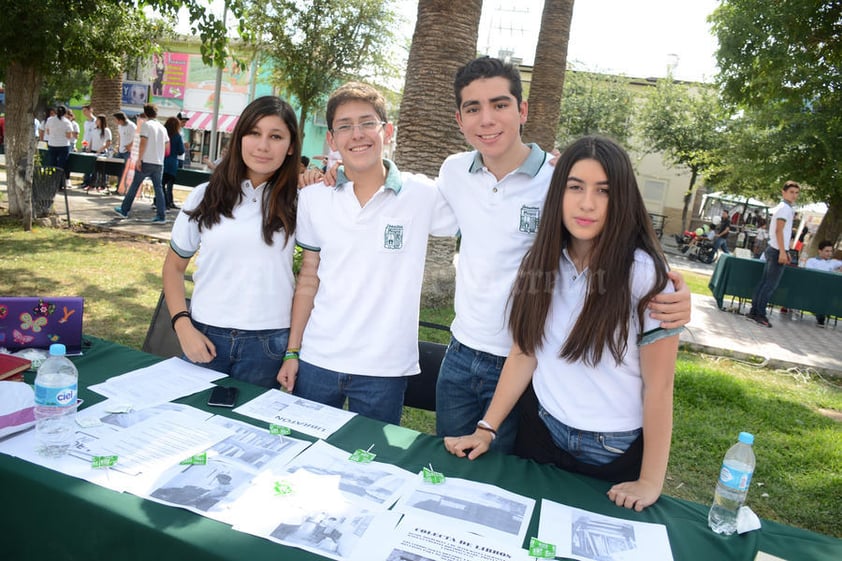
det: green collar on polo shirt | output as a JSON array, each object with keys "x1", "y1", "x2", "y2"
[
  {"x1": 336, "y1": 158, "x2": 403, "y2": 194},
  {"x1": 468, "y1": 143, "x2": 547, "y2": 177}
]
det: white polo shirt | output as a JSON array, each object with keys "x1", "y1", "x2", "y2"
[
  {"x1": 768, "y1": 200, "x2": 795, "y2": 250},
  {"x1": 437, "y1": 144, "x2": 553, "y2": 357},
  {"x1": 296, "y1": 160, "x2": 457, "y2": 377},
  {"x1": 170, "y1": 181, "x2": 295, "y2": 330},
  {"x1": 533, "y1": 249, "x2": 680, "y2": 433},
  {"x1": 118, "y1": 121, "x2": 136, "y2": 153},
  {"x1": 139, "y1": 118, "x2": 168, "y2": 165}
]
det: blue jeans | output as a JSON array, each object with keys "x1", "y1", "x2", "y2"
[
  {"x1": 187, "y1": 320, "x2": 288, "y2": 388},
  {"x1": 120, "y1": 162, "x2": 165, "y2": 220},
  {"x1": 713, "y1": 236, "x2": 730, "y2": 254},
  {"x1": 538, "y1": 406, "x2": 642, "y2": 466},
  {"x1": 293, "y1": 361, "x2": 408, "y2": 425},
  {"x1": 435, "y1": 337, "x2": 517, "y2": 453},
  {"x1": 750, "y1": 246, "x2": 788, "y2": 318}
]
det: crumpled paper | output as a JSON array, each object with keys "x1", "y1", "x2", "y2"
[{"x1": 737, "y1": 506, "x2": 762, "y2": 533}]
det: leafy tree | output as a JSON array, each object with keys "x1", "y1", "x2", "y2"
[
  {"x1": 638, "y1": 76, "x2": 726, "y2": 232},
  {"x1": 710, "y1": 0, "x2": 842, "y2": 250},
  {"x1": 0, "y1": 0, "x2": 237, "y2": 230},
  {"x1": 246, "y1": 0, "x2": 400, "y2": 135},
  {"x1": 556, "y1": 70, "x2": 635, "y2": 148},
  {"x1": 521, "y1": 0, "x2": 575, "y2": 152}
]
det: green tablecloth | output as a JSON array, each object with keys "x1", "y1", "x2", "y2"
[
  {"x1": 2, "y1": 338, "x2": 840, "y2": 561},
  {"x1": 708, "y1": 254, "x2": 842, "y2": 316}
]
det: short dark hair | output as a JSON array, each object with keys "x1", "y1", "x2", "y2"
[
  {"x1": 113, "y1": 112, "x2": 127, "y2": 122},
  {"x1": 142, "y1": 104, "x2": 158, "y2": 119},
  {"x1": 326, "y1": 82, "x2": 387, "y2": 130},
  {"x1": 301, "y1": 155, "x2": 310, "y2": 167},
  {"x1": 818, "y1": 240, "x2": 834, "y2": 251},
  {"x1": 454, "y1": 56, "x2": 523, "y2": 109}
]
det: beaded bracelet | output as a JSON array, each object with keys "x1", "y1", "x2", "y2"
[
  {"x1": 170, "y1": 310, "x2": 191, "y2": 330},
  {"x1": 476, "y1": 419, "x2": 497, "y2": 440}
]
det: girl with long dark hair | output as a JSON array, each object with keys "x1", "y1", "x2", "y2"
[
  {"x1": 162, "y1": 96, "x2": 302, "y2": 387},
  {"x1": 446, "y1": 136, "x2": 681, "y2": 512}
]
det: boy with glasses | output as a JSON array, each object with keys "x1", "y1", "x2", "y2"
[{"x1": 277, "y1": 82, "x2": 457, "y2": 425}]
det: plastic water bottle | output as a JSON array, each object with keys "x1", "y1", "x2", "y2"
[
  {"x1": 708, "y1": 432, "x2": 756, "y2": 535},
  {"x1": 34, "y1": 343, "x2": 79, "y2": 457}
]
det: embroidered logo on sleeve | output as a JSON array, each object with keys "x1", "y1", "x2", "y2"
[
  {"x1": 519, "y1": 205, "x2": 541, "y2": 234},
  {"x1": 384, "y1": 224, "x2": 404, "y2": 249}
]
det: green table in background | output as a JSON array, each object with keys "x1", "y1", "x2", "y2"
[
  {"x1": 708, "y1": 254, "x2": 842, "y2": 317},
  {"x1": 2, "y1": 338, "x2": 840, "y2": 561}
]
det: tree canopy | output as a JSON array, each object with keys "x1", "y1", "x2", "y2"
[
  {"x1": 556, "y1": 70, "x2": 635, "y2": 148},
  {"x1": 710, "y1": 0, "x2": 842, "y2": 202},
  {"x1": 246, "y1": 0, "x2": 401, "y2": 134}
]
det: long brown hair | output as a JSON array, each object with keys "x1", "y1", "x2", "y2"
[
  {"x1": 508, "y1": 136, "x2": 669, "y2": 366},
  {"x1": 186, "y1": 96, "x2": 300, "y2": 245}
]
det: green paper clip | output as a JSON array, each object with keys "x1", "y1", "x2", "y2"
[
  {"x1": 179, "y1": 452, "x2": 208, "y2": 465},
  {"x1": 274, "y1": 480, "x2": 294, "y2": 496},
  {"x1": 349, "y1": 445, "x2": 376, "y2": 463},
  {"x1": 91, "y1": 455, "x2": 118, "y2": 469},
  {"x1": 422, "y1": 464, "x2": 445, "y2": 484},
  {"x1": 528, "y1": 537, "x2": 556, "y2": 558},
  {"x1": 269, "y1": 424, "x2": 291, "y2": 435}
]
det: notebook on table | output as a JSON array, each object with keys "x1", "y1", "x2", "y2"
[{"x1": 0, "y1": 297, "x2": 85, "y2": 355}]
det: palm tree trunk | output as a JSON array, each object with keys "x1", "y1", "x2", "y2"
[
  {"x1": 91, "y1": 74, "x2": 124, "y2": 150},
  {"x1": 395, "y1": 0, "x2": 483, "y2": 308},
  {"x1": 522, "y1": 0, "x2": 575, "y2": 152}
]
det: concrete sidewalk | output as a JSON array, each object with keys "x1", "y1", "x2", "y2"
[{"x1": 2, "y1": 158, "x2": 841, "y2": 376}]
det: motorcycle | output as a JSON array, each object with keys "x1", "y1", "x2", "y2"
[{"x1": 674, "y1": 229, "x2": 717, "y2": 264}]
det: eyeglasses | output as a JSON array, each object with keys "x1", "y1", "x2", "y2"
[{"x1": 331, "y1": 120, "x2": 385, "y2": 136}]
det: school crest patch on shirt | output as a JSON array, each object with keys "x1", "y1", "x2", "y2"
[
  {"x1": 519, "y1": 205, "x2": 541, "y2": 234},
  {"x1": 384, "y1": 224, "x2": 404, "y2": 249}
]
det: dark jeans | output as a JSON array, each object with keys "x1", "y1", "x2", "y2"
[
  {"x1": 514, "y1": 384, "x2": 643, "y2": 483},
  {"x1": 47, "y1": 145, "x2": 70, "y2": 173},
  {"x1": 119, "y1": 162, "x2": 165, "y2": 220},
  {"x1": 750, "y1": 246, "x2": 788, "y2": 318},
  {"x1": 163, "y1": 172, "x2": 176, "y2": 207}
]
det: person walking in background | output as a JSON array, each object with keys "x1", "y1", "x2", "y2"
[
  {"x1": 44, "y1": 105, "x2": 72, "y2": 188},
  {"x1": 746, "y1": 181, "x2": 800, "y2": 328},
  {"x1": 161, "y1": 96, "x2": 301, "y2": 387},
  {"x1": 445, "y1": 136, "x2": 682, "y2": 513},
  {"x1": 113, "y1": 112, "x2": 136, "y2": 160},
  {"x1": 114, "y1": 103, "x2": 169, "y2": 223},
  {"x1": 163, "y1": 116, "x2": 185, "y2": 210},
  {"x1": 804, "y1": 240, "x2": 842, "y2": 327}
]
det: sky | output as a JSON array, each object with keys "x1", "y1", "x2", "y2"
[
  {"x1": 172, "y1": 0, "x2": 721, "y2": 83},
  {"x1": 477, "y1": 0, "x2": 721, "y2": 82}
]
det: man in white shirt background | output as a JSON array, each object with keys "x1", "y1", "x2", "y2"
[{"x1": 804, "y1": 239, "x2": 842, "y2": 327}]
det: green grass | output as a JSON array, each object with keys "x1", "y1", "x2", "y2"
[{"x1": 1, "y1": 215, "x2": 840, "y2": 537}]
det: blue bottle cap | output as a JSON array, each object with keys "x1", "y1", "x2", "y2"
[
  {"x1": 738, "y1": 432, "x2": 754, "y2": 445},
  {"x1": 49, "y1": 343, "x2": 67, "y2": 356}
]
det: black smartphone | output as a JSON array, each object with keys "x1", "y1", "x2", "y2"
[{"x1": 207, "y1": 386, "x2": 239, "y2": 408}]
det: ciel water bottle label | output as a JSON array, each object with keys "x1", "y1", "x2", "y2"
[
  {"x1": 35, "y1": 384, "x2": 78, "y2": 407},
  {"x1": 719, "y1": 463, "x2": 753, "y2": 491}
]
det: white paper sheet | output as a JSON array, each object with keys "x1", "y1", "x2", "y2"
[
  {"x1": 367, "y1": 514, "x2": 531, "y2": 561},
  {"x1": 393, "y1": 473, "x2": 536, "y2": 547},
  {"x1": 136, "y1": 416, "x2": 311, "y2": 523},
  {"x1": 233, "y1": 388, "x2": 356, "y2": 439},
  {"x1": 537, "y1": 499, "x2": 674, "y2": 561},
  {"x1": 87, "y1": 357, "x2": 227, "y2": 406},
  {"x1": 230, "y1": 467, "x2": 403, "y2": 561}
]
